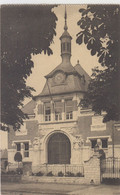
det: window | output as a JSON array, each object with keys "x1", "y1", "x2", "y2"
[
  {"x1": 101, "y1": 139, "x2": 108, "y2": 148},
  {"x1": 62, "y1": 43, "x2": 65, "y2": 51},
  {"x1": 67, "y1": 43, "x2": 71, "y2": 52},
  {"x1": 91, "y1": 139, "x2": 97, "y2": 148},
  {"x1": 44, "y1": 102, "x2": 51, "y2": 121},
  {"x1": 24, "y1": 142, "x2": 29, "y2": 157},
  {"x1": 16, "y1": 143, "x2": 21, "y2": 151},
  {"x1": 65, "y1": 100, "x2": 73, "y2": 120},
  {"x1": 54, "y1": 101, "x2": 62, "y2": 121}
]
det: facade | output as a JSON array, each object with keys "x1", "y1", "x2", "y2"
[
  {"x1": 0, "y1": 149, "x2": 8, "y2": 171},
  {"x1": 8, "y1": 11, "x2": 120, "y2": 173}
]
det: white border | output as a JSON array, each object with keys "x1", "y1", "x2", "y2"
[{"x1": 0, "y1": 0, "x2": 120, "y2": 4}]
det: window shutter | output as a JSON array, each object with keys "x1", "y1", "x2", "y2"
[
  {"x1": 37, "y1": 104, "x2": 44, "y2": 114},
  {"x1": 65, "y1": 100, "x2": 74, "y2": 112},
  {"x1": 73, "y1": 100, "x2": 78, "y2": 111}
]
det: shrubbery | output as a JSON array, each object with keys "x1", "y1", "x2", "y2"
[
  {"x1": 46, "y1": 171, "x2": 54, "y2": 176},
  {"x1": 36, "y1": 171, "x2": 44, "y2": 176},
  {"x1": 76, "y1": 172, "x2": 84, "y2": 177},
  {"x1": 58, "y1": 171, "x2": 64, "y2": 177},
  {"x1": 31, "y1": 171, "x2": 84, "y2": 177}
]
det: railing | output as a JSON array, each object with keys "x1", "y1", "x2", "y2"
[
  {"x1": 32, "y1": 164, "x2": 84, "y2": 176},
  {"x1": 101, "y1": 158, "x2": 120, "y2": 179}
]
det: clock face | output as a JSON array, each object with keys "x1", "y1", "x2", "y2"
[{"x1": 54, "y1": 72, "x2": 65, "y2": 84}]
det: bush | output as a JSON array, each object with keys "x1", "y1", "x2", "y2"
[
  {"x1": 46, "y1": 171, "x2": 54, "y2": 176},
  {"x1": 16, "y1": 168, "x2": 23, "y2": 175},
  {"x1": 65, "y1": 171, "x2": 75, "y2": 177},
  {"x1": 36, "y1": 171, "x2": 44, "y2": 176},
  {"x1": 76, "y1": 172, "x2": 84, "y2": 177},
  {"x1": 58, "y1": 171, "x2": 64, "y2": 177},
  {"x1": 7, "y1": 170, "x2": 16, "y2": 175}
]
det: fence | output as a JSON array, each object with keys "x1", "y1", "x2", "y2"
[
  {"x1": 32, "y1": 164, "x2": 84, "y2": 176},
  {"x1": 101, "y1": 158, "x2": 120, "y2": 179}
]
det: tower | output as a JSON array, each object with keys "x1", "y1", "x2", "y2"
[{"x1": 60, "y1": 6, "x2": 72, "y2": 64}]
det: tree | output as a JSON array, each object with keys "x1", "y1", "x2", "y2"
[
  {"x1": 76, "y1": 5, "x2": 120, "y2": 122},
  {"x1": 14, "y1": 152, "x2": 22, "y2": 169},
  {"x1": 1, "y1": 5, "x2": 57, "y2": 130}
]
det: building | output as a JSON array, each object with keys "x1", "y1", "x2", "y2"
[
  {"x1": 7, "y1": 9, "x2": 120, "y2": 173},
  {"x1": 0, "y1": 149, "x2": 8, "y2": 171}
]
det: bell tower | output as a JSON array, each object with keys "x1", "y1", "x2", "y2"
[{"x1": 60, "y1": 6, "x2": 72, "y2": 64}]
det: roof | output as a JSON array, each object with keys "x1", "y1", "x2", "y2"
[
  {"x1": 38, "y1": 63, "x2": 90, "y2": 97},
  {"x1": 45, "y1": 62, "x2": 79, "y2": 78},
  {"x1": 60, "y1": 30, "x2": 72, "y2": 40},
  {"x1": 74, "y1": 63, "x2": 91, "y2": 84},
  {"x1": 22, "y1": 100, "x2": 36, "y2": 115}
]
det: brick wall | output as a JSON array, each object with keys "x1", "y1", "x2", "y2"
[
  {"x1": 84, "y1": 154, "x2": 101, "y2": 184},
  {"x1": 8, "y1": 120, "x2": 38, "y2": 149},
  {"x1": 78, "y1": 116, "x2": 120, "y2": 145}
]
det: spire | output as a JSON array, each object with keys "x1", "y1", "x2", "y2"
[
  {"x1": 60, "y1": 5, "x2": 72, "y2": 64},
  {"x1": 64, "y1": 5, "x2": 68, "y2": 31}
]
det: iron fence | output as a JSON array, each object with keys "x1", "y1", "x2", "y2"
[
  {"x1": 101, "y1": 158, "x2": 120, "y2": 179},
  {"x1": 32, "y1": 164, "x2": 84, "y2": 176}
]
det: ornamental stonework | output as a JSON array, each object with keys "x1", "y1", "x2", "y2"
[{"x1": 73, "y1": 135, "x2": 84, "y2": 150}]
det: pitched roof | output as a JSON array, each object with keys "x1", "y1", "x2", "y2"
[
  {"x1": 45, "y1": 61, "x2": 79, "y2": 78},
  {"x1": 22, "y1": 100, "x2": 36, "y2": 115},
  {"x1": 74, "y1": 63, "x2": 91, "y2": 84}
]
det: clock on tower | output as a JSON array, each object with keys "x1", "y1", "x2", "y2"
[{"x1": 54, "y1": 72, "x2": 65, "y2": 84}]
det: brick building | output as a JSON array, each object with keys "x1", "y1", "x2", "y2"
[{"x1": 8, "y1": 10, "x2": 120, "y2": 173}]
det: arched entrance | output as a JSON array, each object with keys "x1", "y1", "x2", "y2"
[{"x1": 48, "y1": 133, "x2": 71, "y2": 164}]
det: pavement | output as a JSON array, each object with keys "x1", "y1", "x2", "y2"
[{"x1": 1, "y1": 182, "x2": 120, "y2": 195}]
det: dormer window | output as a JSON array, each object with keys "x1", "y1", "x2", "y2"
[
  {"x1": 54, "y1": 101, "x2": 62, "y2": 121},
  {"x1": 44, "y1": 102, "x2": 51, "y2": 121},
  {"x1": 65, "y1": 100, "x2": 73, "y2": 120}
]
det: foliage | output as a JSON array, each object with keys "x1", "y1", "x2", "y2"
[
  {"x1": 14, "y1": 152, "x2": 22, "y2": 162},
  {"x1": 46, "y1": 171, "x2": 54, "y2": 176},
  {"x1": 77, "y1": 5, "x2": 120, "y2": 122},
  {"x1": 58, "y1": 171, "x2": 64, "y2": 177},
  {"x1": 1, "y1": 5, "x2": 57, "y2": 130},
  {"x1": 16, "y1": 168, "x2": 23, "y2": 175},
  {"x1": 65, "y1": 171, "x2": 75, "y2": 177},
  {"x1": 7, "y1": 170, "x2": 17, "y2": 175},
  {"x1": 76, "y1": 172, "x2": 84, "y2": 177},
  {"x1": 36, "y1": 171, "x2": 44, "y2": 176}
]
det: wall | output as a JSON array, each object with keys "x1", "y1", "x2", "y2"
[{"x1": 22, "y1": 154, "x2": 101, "y2": 185}]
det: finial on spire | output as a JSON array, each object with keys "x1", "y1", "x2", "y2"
[
  {"x1": 64, "y1": 5, "x2": 68, "y2": 31},
  {"x1": 77, "y1": 60, "x2": 80, "y2": 64}
]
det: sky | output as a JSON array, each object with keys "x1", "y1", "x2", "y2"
[{"x1": 25, "y1": 4, "x2": 101, "y2": 104}]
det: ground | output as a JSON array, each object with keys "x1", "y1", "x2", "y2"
[{"x1": 1, "y1": 182, "x2": 120, "y2": 195}]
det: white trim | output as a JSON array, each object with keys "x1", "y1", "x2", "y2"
[
  {"x1": 12, "y1": 140, "x2": 32, "y2": 145},
  {"x1": 86, "y1": 135, "x2": 111, "y2": 143}
]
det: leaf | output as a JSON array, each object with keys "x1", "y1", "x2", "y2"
[
  {"x1": 91, "y1": 49, "x2": 96, "y2": 55},
  {"x1": 79, "y1": 8, "x2": 85, "y2": 13},
  {"x1": 76, "y1": 34, "x2": 83, "y2": 45},
  {"x1": 84, "y1": 35, "x2": 88, "y2": 44}
]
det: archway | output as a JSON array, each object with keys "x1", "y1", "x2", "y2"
[{"x1": 48, "y1": 133, "x2": 71, "y2": 164}]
